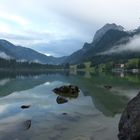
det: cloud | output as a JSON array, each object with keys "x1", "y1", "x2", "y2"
[
  {"x1": 0, "y1": 0, "x2": 140, "y2": 56},
  {"x1": 0, "y1": 11, "x2": 29, "y2": 26},
  {"x1": 0, "y1": 52, "x2": 11, "y2": 59},
  {"x1": 0, "y1": 29, "x2": 71, "y2": 47},
  {"x1": 99, "y1": 35, "x2": 140, "y2": 55},
  {"x1": 0, "y1": 22, "x2": 11, "y2": 33}
]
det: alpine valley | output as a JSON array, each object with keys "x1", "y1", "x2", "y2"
[{"x1": 1, "y1": 23, "x2": 140, "y2": 65}]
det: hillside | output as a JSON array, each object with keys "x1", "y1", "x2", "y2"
[
  {"x1": 1, "y1": 23, "x2": 140, "y2": 66},
  {"x1": 0, "y1": 39, "x2": 66, "y2": 64},
  {"x1": 64, "y1": 23, "x2": 140, "y2": 65}
]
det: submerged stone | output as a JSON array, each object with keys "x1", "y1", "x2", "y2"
[
  {"x1": 104, "y1": 85, "x2": 112, "y2": 90},
  {"x1": 24, "y1": 120, "x2": 31, "y2": 130},
  {"x1": 118, "y1": 92, "x2": 140, "y2": 140},
  {"x1": 53, "y1": 85, "x2": 79, "y2": 98},
  {"x1": 62, "y1": 113, "x2": 67, "y2": 115}
]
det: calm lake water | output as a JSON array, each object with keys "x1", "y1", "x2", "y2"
[{"x1": 0, "y1": 71, "x2": 139, "y2": 140}]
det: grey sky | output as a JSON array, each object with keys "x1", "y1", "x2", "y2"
[{"x1": 0, "y1": 0, "x2": 140, "y2": 56}]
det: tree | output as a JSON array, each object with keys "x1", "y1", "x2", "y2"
[{"x1": 77, "y1": 63, "x2": 85, "y2": 69}]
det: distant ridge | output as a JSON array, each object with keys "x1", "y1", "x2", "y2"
[
  {"x1": 0, "y1": 39, "x2": 66, "y2": 64},
  {"x1": 1, "y1": 23, "x2": 140, "y2": 65}
]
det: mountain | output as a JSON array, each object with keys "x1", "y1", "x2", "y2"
[
  {"x1": 64, "y1": 23, "x2": 140, "y2": 64},
  {"x1": 1, "y1": 23, "x2": 140, "y2": 66},
  {"x1": 0, "y1": 39, "x2": 65, "y2": 64},
  {"x1": 93, "y1": 23, "x2": 124, "y2": 43}
]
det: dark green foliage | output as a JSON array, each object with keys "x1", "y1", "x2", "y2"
[
  {"x1": 77, "y1": 63, "x2": 85, "y2": 69},
  {"x1": 0, "y1": 58, "x2": 69, "y2": 70},
  {"x1": 126, "y1": 58, "x2": 140, "y2": 69}
]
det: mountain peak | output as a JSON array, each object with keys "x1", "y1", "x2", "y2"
[
  {"x1": 0, "y1": 39, "x2": 16, "y2": 48},
  {"x1": 93, "y1": 23, "x2": 124, "y2": 43}
]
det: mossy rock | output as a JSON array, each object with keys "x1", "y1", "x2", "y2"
[{"x1": 53, "y1": 85, "x2": 79, "y2": 98}]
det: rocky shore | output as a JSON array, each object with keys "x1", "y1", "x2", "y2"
[{"x1": 118, "y1": 92, "x2": 140, "y2": 140}]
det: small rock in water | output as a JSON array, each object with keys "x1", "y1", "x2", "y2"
[
  {"x1": 118, "y1": 91, "x2": 140, "y2": 140},
  {"x1": 24, "y1": 120, "x2": 31, "y2": 130},
  {"x1": 53, "y1": 85, "x2": 79, "y2": 98},
  {"x1": 62, "y1": 113, "x2": 67, "y2": 115},
  {"x1": 56, "y1": 96, "x2": 68, "y2": 104},
  {"x1": 104, "y1": 85, "x2": 112, "y2": 90},
  {"x1": 21, "y1": 105, "x2": 30, "y2": 109}
]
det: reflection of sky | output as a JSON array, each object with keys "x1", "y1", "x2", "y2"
[
  {"x1": 0, "y1": 81, "x2": 96, "y2": 115},
  {"x1": 0, "y1": 104, "x2": 8, "y2": 113},
  {"x1": 0, "y1": 79, "x2": 10, "y2": 86},
  {"x1": 112, "y1": 87, "x2": 139, "y2": 99},
  {"x1": 0, "y1": 80, "x2": 119, "y2": 140}
]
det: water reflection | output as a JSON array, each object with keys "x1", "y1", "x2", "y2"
[
  {"x1": 0, "y1": 71, "x2": 139, "y2": 140},
  {"x1": 56, "y1": 96, "x2": 68, "y2": 104}
]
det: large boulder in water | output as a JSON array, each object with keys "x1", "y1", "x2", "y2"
[
  {"x1": 53, "y1": 85, "x2": 79, "y2": 98},
  {"x1": 118, "y1": 92, "x2": 140, "y2": 140}
]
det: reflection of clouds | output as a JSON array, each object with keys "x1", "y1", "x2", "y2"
[
  {"x1": 112, "y1": 87, "x2": 139, "y2": 99},
  {"x1": 44, "y1": 82, "x2": 51, "y2": 85},
  {"x1": 0, "y1": 81, "x2": 96, "y2": 116},
  {"x1": 0, "y1": 113, "x2": 28, "y2": 124},
  {"x1": 0, "y1": 79, "x2": 10, "y2": 86},
  {"x1": 0, "y1": 103, "x2": 22, "y2": 117},
  {"x1": 33, "y1": 75, "x2": 40, "y2": 79},
  {"x1": 0, "y1": 105, "x2": 8, "y2": 113},
  {"x1": 0, "y1": 80, "x2": 119, "y2": 140},
  {"x1": 0, "y1": 112, "x2": 30, "y2": 140}
]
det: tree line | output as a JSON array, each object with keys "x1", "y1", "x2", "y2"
[
  {"x1": 0, "y1": 58, "x2": 70, "y2": 70},
  {"x1": 76, "y1": 58, "x2": 140, "y2": 71}
]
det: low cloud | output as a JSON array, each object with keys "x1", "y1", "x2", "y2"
[
  {"x1": 99, "y1": 35, "x2": 140, "y2": 55},
  {"x1": 0, "y1": 52, "x2": 11, "y2": 59},
  {"x1": 0, "y1": 11, "x2": 29, "y2": 26}
]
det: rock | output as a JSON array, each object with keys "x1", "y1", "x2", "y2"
[
  {"x1": 104, "y1": 85, "x2": 112, "y2": 90},
  {"x1": 21, "y1": 105, "x2": 30, "y2": 109},
  {"x1": 53, "y1": 85, "x2": 79, "y2": 98},
  {"x1": 56, "y1": 96, "x2": 68, "y2": 104},
  {"x1": 118, "y1": 92, "x2": 140, "y2": 140},
  {"x1": 24, "y1": 120, "x2": 31, "y2": 130},
  {"x1": 62, "y1": 113, "x2": 67, "y2": 115}
]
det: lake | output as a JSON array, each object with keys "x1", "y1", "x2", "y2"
[{"x1": 0, "y1": 71, "x2": 139, "y2": 140}]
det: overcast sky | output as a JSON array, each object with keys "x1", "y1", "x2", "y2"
[{"x1": 0, "y1": 0, "x2": 140, "y2": 57}]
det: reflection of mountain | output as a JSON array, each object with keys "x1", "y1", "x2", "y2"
[
  {"x1": 0, "y1": 39, "x2": 65, "y2": 64},
  {"x1": 0, "y1": 75, "x2": 49, "y2": 97},
  {"x1": 18, "y1": 72, "x2": 138, "y2": 117},
  {"x1": 64, "y1": 75, "x2": 128, "y2": 116},
  {"x1": 0, "y1": 72, "x2": 139, "y2": 116},
  {"x1": 51, "y1": 73, "x2": 140, "y2": 116},
  {"x1": 0, "y1": 71, "x2": 70, "y2": 97}
]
